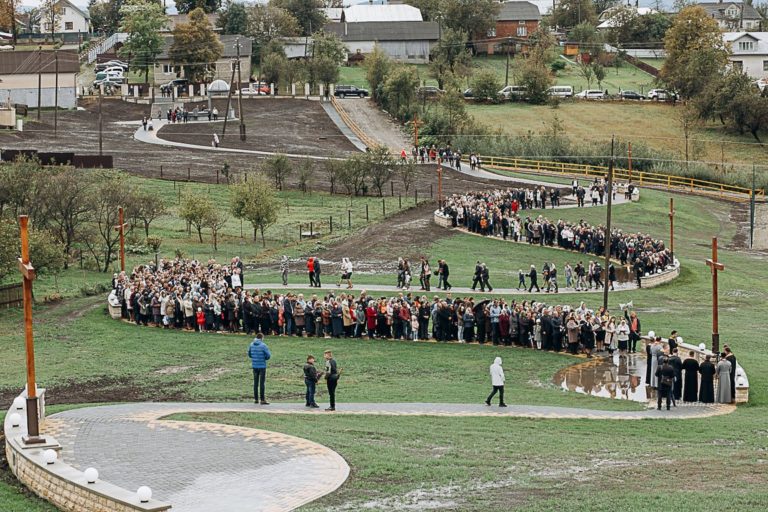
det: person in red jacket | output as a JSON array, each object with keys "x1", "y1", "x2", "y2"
[
  {"x1": 307, "y1": 257, "x2": 315, "y2": 287},
  {"x1": 365, "y1": 301, "x2": 377, "y2": 338}
]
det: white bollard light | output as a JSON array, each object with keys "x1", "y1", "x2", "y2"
[
  {"x1": 84, "y1": 468, "x2": 99, "y2": 484},
  {"x1": 137, "y1": 486, "x2": 152, "y2": 503},
  {"x1": 9, "y1": 413, "x2": 21, "y2": 427},
  {"x1": 13, "y1": 396, "x2": 25, "y2": 410},
  {"x1": 43, "y1": 449, "x2": 57, "y2": 465}
]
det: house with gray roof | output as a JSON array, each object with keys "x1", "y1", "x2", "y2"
[
  {"x1": 152, "y1": 34, "x2": 253, "y2": 85},
  {"x1": 478, "y1": 1, "x2": 541, "y2": 55},
  {"x1": 324, "y1": 21, "x2": 439, "y2": 64},
  {"x1": 697, "y1": 2, "x2": 763, "y2": 31}
]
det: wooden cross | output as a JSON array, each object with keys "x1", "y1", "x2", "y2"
[
  {"x1": 113, "y1": 206, "x2": 128, "y2": 272},
  {"x1": 436, "y1": 158, "x2": 443, "y2": 208},
  {"x1": 412, "y1": 115, "x2": 424, "y2": 148},
  {"x1": 705, "y1": 236, "x2": 725, "y2": 354},
  {"x1": 18, "y1": 216, "x2": 44, "y2": 444}
]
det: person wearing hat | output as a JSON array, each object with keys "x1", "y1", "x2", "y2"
[{"x1": 485, "y1": 357, "x2": 507, "y2": 407}]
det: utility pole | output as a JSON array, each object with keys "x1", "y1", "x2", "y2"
[
  {"x1": 669, "y1": 197, "x2": 676, "y2": 262},
  {"x1": 602, "y1": 135, "x2": 615, "y2": 311},
  {"x1": 36, "y1": 46, "x2": 41, "y2": 121},
  {"x1": 221, "y1": 57, "x2": 238, "y2": 138},
  {"x1": 236, "y1": 38, "x2": 246, "y2": 141},
  {"x1": 98, "y1": 85, "x2": 103, "y2": 155},
  {"x1": 53, "y1": 50, "x2": 58, "y2": 137},
  {"x1": 505, "y1": 37, "x2": 512, "y2": 86},
  {"x1": 627, "y1": 141, "x2": 632, "y2": 183}
]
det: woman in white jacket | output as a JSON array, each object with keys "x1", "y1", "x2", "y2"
[{"x1": 485, "y1": 357, "x2": 507, "y2": 407}]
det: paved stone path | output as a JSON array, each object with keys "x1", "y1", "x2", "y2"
[
  {"x1": 43, "y1": 399, "x2": 732, "y2": 511},
  {"x1": 45, "y1": 403, "x2": 350, "y2": 512}
]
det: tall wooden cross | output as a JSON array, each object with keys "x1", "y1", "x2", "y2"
[
  {"x1": 436, "y1": 158, "x2": 443, "y2": 208},
  {"x1": 114, "y1": 206, "x2": 128, "y2": 272},
  {"x1": 705, "y1": 236, "x2": 725, "y2": 354},
  {"x1": 18, "y1": 216, "x2": 44, "y2": 444},
  {"x1": 412, "y1": 115, "x2": 424, "y2": 148}
]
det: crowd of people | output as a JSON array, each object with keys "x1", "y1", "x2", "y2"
[{"x1": 441, "y1": 189, "x2": 673, "y2": 286}]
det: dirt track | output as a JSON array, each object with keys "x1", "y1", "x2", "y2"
[{"x1": 337, "y1": 97, "x2": 410, "y2": 151}]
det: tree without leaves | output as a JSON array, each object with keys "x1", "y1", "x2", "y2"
[
  {"x1": 229, "y1": 174, "x2": 279, "y2": 246},
  {"x1": 397, "y1": 160, "x2": 417, "y2": 194},
  {"x1": 366, "y1": 146, "x2": 396, "y2": 197},
  {"x1": 169, "y1": 8, "x2": 223, "y2": 83},
  {"x1": 179, "y1": 192, "x2": 215, "y2": 243},
  {"x1": 298, "y1": 161, "x2": 312, "y2": 194},
  {"x1": 205, "y1": 208, "x2": 229, "y2": 251},
  {"x1": 83, "y1": 172, "x2": 136, "y2": 272},
  {"x1": 119, "y1": 0, "x2": 167, "y2": 84},
  {"x1": 40, "y1": 0, "x2": 62, "y2": 37},
  {"x1": 324, "y1": 159, "x2": 342, "y2": 194},
  {"x1": 129, "y1": 190, "x2": 167, "y2": 237}
]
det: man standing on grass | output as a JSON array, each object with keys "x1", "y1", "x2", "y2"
[
  {"x1": 248, "y1": 333, "x2": 271, "y2": 405},
  {"x1": 324, "y1": 350, "x2": 340, "y2": 411},
  {"x1": 304, "y1": 355, "x2": 323, "y2": 408}
]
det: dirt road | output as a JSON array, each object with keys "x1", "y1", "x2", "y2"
[{"x1": 337, "y1": 98, "x2": 410, "y2": 151}]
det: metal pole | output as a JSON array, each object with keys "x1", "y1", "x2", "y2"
[
  {"x1": 221, "y1": 58, "x2": 237, "y2": 137},
  {"x1": 98, "y1": 86, "x2": 103, "y2": 155},
  {"x1": 37, "y1": 46, "x2": 41, "y2": 121},
  {"x1": 54, "y1": 50, "x2": 58, "y2": 137},
  {"x1": 505, "y1": 37, "x2": 511, "y2": 86},
  {"x1": 602, "y1": 136, "x2": 615, "y2": 311},
  {"x1": 236, "y1": 38, "x2": 246, "y2": 141},
  {"x1": 628, "y1": 141, "x2": 632, "y2": 182},
  {"x1": 750, "y1": 165, "x2": 756, "y2": 249},
  {"x1": 669, "y1": 197, "x2": 675, "y2": 262}
]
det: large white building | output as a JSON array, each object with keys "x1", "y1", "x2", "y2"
[
  {"x1": 724, "y1": 32, "x2": 768, "y2": 78},
  {"x1": 43, "y1": 0, "x2": 90, "y2": 34}
]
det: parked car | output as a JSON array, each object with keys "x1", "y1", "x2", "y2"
[
  {"x1": 619, "y1": 90, "x2": 644, "y2": 100},
  {"x1": 102, "y1": 66, "x2": 125, "y2": 77},
  {"x1": 334, "y1": 85, "x2": 369, "y2": 98},
  {"x1": 92, "y1": 79, "x2": 123, "y2": 93},
  {"x1": 575, "y1": 89, "x2": 605, "y2": 100},
  {"x1": 96, "y1": 60, "x2": 129, "y2": 72},
  {"x1": 417, "y1": 86, "x2": 445, "y2": 99},
  {"x1": 463, "y1": 88, "x2": 474, "y2": 98},
  {"x1": 547, "y1": 85, "x2": 574, "y2": 98},
  {"x1": 647, "y1": 89, "x2": 676, "y2": 101},
  {"x1": 241, "y1": 82, "x2": 270, "y2": 95},
  {"x1": 95, "y1": 70, "x2": 124, "y2": 82},
  {"x1": 161, "y1": 79, "x2": 190, "y2": 95},
  {"x1": 498, "y1": 85, "x2": 528, "y2": 100}
]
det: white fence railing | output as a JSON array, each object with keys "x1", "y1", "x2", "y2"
[{"x1": 86, "y1": 33, "x2": 128, "y2": 64}]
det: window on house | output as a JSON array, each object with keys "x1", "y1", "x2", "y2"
[
  {"x1": 487, "y1": 28, "x2": 496, "y2": 37},
  {"x1": 65, "y1": 22, "x2": 73, "y2": 30},
  {"x1": 763, "y1": 60, "x2": 768, "y2": 71},
  {"x1": 738, "y1": 41, "x2": 754, "y2": 51},
  {"x1": 162, "y1": 65, "x2": 180, "y2": 74},
  {"x1": 732, "y1": 60, "x2": 743, "y2": 71},
  {"x1": 517, "y1": 26, "x2": 527, "y2": 37}
]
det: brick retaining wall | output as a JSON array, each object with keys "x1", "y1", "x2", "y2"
[{"x1": 4, "y1": 392, "x2": 171, "y2": 512}]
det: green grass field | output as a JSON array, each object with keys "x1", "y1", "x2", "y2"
[{"x1": 1, "y1": 175, "x2": 766, "y2": 509}]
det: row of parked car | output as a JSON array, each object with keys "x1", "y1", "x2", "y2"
[{"x1": 463, "y1": 84, "x2": 677, "y2": 102}]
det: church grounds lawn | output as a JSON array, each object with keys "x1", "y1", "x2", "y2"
[
  {"x1": 1, "y1": 178, "x2": 767, "y2": 508},
  {"x1": 168, "y1": 410, "x2": 768, "y2": 511}
]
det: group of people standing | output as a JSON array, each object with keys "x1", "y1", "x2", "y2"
[{"x1": 647, "y1": 336, "x2": 738, "y2": 410}]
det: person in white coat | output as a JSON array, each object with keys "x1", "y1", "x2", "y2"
[{"x1": 485, "y1": 357, "x2": 507, "y2": 407}]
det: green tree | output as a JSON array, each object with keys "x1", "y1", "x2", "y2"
[
  {"x1": 365, "y1": 44, "x2": 392, "y2": 102},
  {"x1": 83, "y1": 172, "x2": 136, "y2": 272},
  {"x1": 263, "y1": 154, "x2": 292, "y2": 190},
  {"x1": 205, "y1": 208, "x2": 229, "y2": 251},
  {"x1": 176, "y1": 0, "x2": 220, "y2": 14},
  {"x1": 429, "y1": 28, "x2": 473, "y2": 90},
  {"x1": 519, "y1": 28, "x2": 556, "y2": 104},
  {"x1": 245, "y1": 4, "x2": 300, "y2": 64},
  {"x1": 365, "y1": 146, "x2": 395, "y2": 197},
  {"x1": 338, "y1": 156, "x2": 368, "y2": 196},
  {"x1": 129, "y1": 189, "x2": 167, "y2": 237},
  {"x1": 41, "y1": 0, "x2": 62, "y2": 38},
  {"x1": 119, "y1": 0, "x2": 167, "y2": 83},
  {"x1": 404, "y1": 0, "x2": 442, "y2": 22},
  {"x1": 261, "y1": 51, "x2": 287, "y2": 87},
  {"x1": 593, "y1": 62, "x2": 606, "y2": 89},
  {"x1": 88, "y1": 0, "x2": 124, "y2": 35},
  {"x1": 442, "y1": 0, "x2": 500, "y2": 38},
  {"x1": 229, "y1": 174, "x2": 279, "y2": 246},
  {"x1": 272, "y1": 0, "x2": 325, "y2": 36},
  {"x1": 472, "y1": 68, "x2": 502, "y2": 102},
  {"x1": 180, "y1": 192, "x2": 215, "y2": 243},
  {"x1": 550, "y1": 0, "x2": 598, "y2": 29},
  {"x1": 661, "y1": 6, "x2": 729, "y2": 100},
  {"x1": 217, "y1": 0, "x2": 248, "y2": 35},
  {"x1": 170, "y1": 7, "x2": 224, "y2": 83},
  {"x1": 0, "y1": 219, "x2": 65, "y2": 282},
  {"x1": 382, "y1": 64, "x2": 420, "y2": 121}
]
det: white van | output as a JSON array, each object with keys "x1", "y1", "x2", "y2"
[
  {"x1": 498, "y1": 85, "x2": 528, "y2": 100},
  {"x1": 548, "y1": 85, "x2": 573, "y2": 98}
]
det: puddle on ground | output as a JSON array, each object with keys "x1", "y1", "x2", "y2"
[{"x1": 553, "y1": 353, "x2": 649, "y2": 402}]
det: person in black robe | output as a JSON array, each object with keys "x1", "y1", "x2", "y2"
[
  {"x1": 669, "y1": 348, "x2": 683, "y2": 401},
  {"x1": 724, "y1": 346, "x2": 737, "y2": 404},
  {"x1": 682, "y1": 351, "x2": 700, "y2": 402},
  {"x1": 698, "y1": 355, "x2": 716, "y2": 403},
  {"x1": 550, "y1": 314, "x2": 563, "y2": 352},
  {"x1": 645, "y1": 340, "x2": 652, "y2": 384}
]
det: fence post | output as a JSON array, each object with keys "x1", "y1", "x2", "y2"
[
  {"x1": 391, "y1": 181, "x2": 394, "y2": 196},
  {"x1": 382, "y1": 198, "x2": 386, "y2": 216},
  {"x1": 430, "y1": 184, "x2": 433, "y2": 198},
  {"x1": 187, "y1": 167, "x2": 191, "y2": 181},
  {"x1": 299, "y1": 223, "x2": 302, "y2": 240},
  {"x1": 178, "y1": 186, "x2": 181, "y2": 204},
  {"x1": 365, "y1": 204, "x2": 369, "y2": 221},
  {"x1": 415, "y1": 189, "x2": 418, "y2": 204},
  {"x1": 310, "y1": 222, "x2": 314, "y2": 237},
  {"x1": 173, "y1": 179, "x2": 176, "y2": 190},
  {"x1": 216, "y1": 169, "x2": 219, "y2": 184},
  {"x1": 348, "y1": 209, "x2": 351, "y2": 228},
  {"x1": 399, "y1": 194, "x2": 402, "y2": 208},
  {"x1": 329, "y1": 215, "x2": 333, "y2": 233},
  {"x1": 160, "y1": 165, "x2": 163, "y2": 178}
]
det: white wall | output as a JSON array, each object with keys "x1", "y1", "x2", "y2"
[
  {"x1": 728, "y1": 55, "x2": 768, "y2": 79},
  {"x1": 59, "y1": 5, "x2": 89, "y2": 33}
]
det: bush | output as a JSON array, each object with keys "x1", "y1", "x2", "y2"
[{"x1": 550, "y1": 60, "x2": 566, "y2": 73}]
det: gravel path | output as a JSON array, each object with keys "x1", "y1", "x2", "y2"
[{"x1": 336, "y1": 98, "x2": 410, "y2": 151}]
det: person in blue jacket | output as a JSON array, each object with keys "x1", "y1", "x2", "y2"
[{"x1": 248, "y1": 333, "x2": 271, "y2": 404}]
